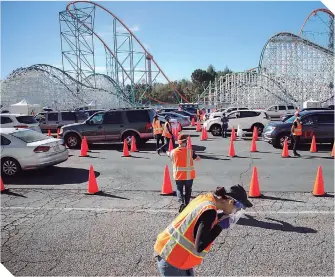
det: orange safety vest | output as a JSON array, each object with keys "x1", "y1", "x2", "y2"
[
  {"x1": 154, "y1": 193, "x2": 218, "y2": 270},
  {"x1": 153, "y1": 119, "x2": 163, "y2": 135},
  {"x1": 293, "y1": 120, "x2": 302, "y2": 136},
  {"x1": 170, "y1": 147, "x2": 195, "y2": 180},
  {"x1": 162, "y1": 122, "x2": 172, "y2": 138}
]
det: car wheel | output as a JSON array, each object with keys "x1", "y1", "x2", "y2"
[
  {"x1": 274, "y1": 133, "x2": 292, "y2": 149},
  {"x1": 65, "y1": 133, "x2": 81, "y2": 149},
  {"x1": 251, "y1": 123, "x2": 264, "y2": 135},
  {"x1": 1, "y1": 158, "x2": 21, "y2": 177},
  {"x1": 210, "y1": 124, "x2": 222, "y2": 136}
]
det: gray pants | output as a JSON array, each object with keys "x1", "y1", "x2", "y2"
[
  {"x1": 175, "y1": 179, "x2": 193, "y2": 205},
  {"x1": 156, "y1": 256, "x2": 194, "y2": 276}
]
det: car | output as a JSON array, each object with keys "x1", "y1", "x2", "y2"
[
  {"x1": 208, "y1": 107, "x2": 249, "y2": 120},
  {"x1": 60, "y1": 108, "x2": 155, "y2": 149},
  {"x1": 0, "y1": 128, "x2": 68, "y2": 177},
  {"x1": 35, "y1": 111, "x2": 88, "y2": 133},
  {"x1": 173, "y1": 110, "x2": 197, "y2": 121},
  {"x1": 265, "y1": 104, "x2": 296, "y2": 120},
  {"x1": 0, "y1": 114, "x2": 41, "y2": 132},
  {"x1": 157, "y1": 108, "x2": 178, "y2": 113},
  {"x1": 280, "y1": 107, "x2": 332, "y2": 122},
  {"x1": 203, "y1": 110, "x2": 270, "y2": 136},
  {"x1": 157, "y1": 116, "x2": 179, "y2": 130},
  {"x1": 157, "y1": 112, "x2": 191, "y2": 128},
  {"x1": 262, "y1": 110, "x2": 334, "y2": 148}
]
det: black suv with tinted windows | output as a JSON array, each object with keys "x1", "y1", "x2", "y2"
[
  {"x1": 59, "y1": 108, "x2": 155, "y2": 149},
  {"x1": 263, "y1": 110, "x2": 334, "y2": 148}
]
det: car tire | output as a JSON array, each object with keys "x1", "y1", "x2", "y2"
[
  {"x1": 65, "y1": 133, "x2": 81, "y2": 149},
  {"x1": 210, "y1": 124, "x2": 222, "y2": 136},
  {"x1": 122, "y1": 132, "x2": 142, "y2": 146},
  {"x1": 251, "y1": 123, "x2": 264, "y2": 135},
  {"x1": 274, "y1": 133, "x2": 293, "y2": 149},
  {"x1": 1, "y1": 157, "x2": 21, "y2": 177}
]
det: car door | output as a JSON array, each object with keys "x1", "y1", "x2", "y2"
[
  {"x1": 278, "y1": 105, "x2": 287, "y2": 117},
  {"x1": 227, "y1": 111, "x2": 239, "y2": 130},
  {"x1": 300, "y1": 114, "x2": 318, "y2": 142},
  {"x1": 238, "y1": 111, "x2": 258, "y2": 129},
  {"x1": 45, "y1": 112, "x2": 59, "y2": 132},
  {"x1": 103, "y1": 111, "x2": 124, "y2": 141},
  {"x1": 83, "y1": 112, "x2": 106, "y2": 142},
  {"x1": 314, "y1": 113, "x2": 334, "y2": 142}
]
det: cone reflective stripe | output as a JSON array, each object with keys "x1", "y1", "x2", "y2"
[
  {"x1": 312, "y1": 166, "x2": 326, "y2": 196},
  {"x1": 1, "y1": 177, "x2": 6, "y2": 192},
  {"x1": 196, "y1": 122, "x2": 201, "y2": 132},
  {"x1": 87, "y1": 165, "x2": 99, "y2": 194},
  {"x1": 122, "y1": 139, "x2": 131, "y2": 157},
  {"x1": 187, "y1": 136, "x2": 192, "y2": 150},
  {"x1": 228, "y1": 139, "x2": 236, "y2": 157},
  {"x1": 248, "y1": 166, "x2": 262, "y2": 198},
  {"x1": 168, "y1": 139, "x2": 174, "y2": 152},
  {"x1": 250, "y1": 138, "x2": 257, "y2": 152},
  {"x1": 281, "y1": 139, "x2": 289, "y2": 158},
  {"x1": 130, "y1": 136, "x2": 138, "y2": 152},
  {"x1": 191, "y1": 117, "x2": 195, "y2": 126},
  {"x1": 48, "y1": 129, "x2": 51, "y2": 137},
  {"x1": 80, "y1": 138, "x2": 88, "y2": 157},
  {"x1": 310, "y1": 135, "x2": 317, "y2": 153},
  {"x1": 160, "y1": 165, "x2": 174, "y2": 195}
]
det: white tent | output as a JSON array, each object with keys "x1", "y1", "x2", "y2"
[{"x1": 9, "y1": 99, "x2": 41, "y2": 115}]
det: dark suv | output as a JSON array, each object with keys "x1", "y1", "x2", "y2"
[
  {"x1": 59, "y1": 108, "x2": 155, "y2": 149},
  {"x1": 263, "y1": 110, "x2": 334, "y2": 148}
]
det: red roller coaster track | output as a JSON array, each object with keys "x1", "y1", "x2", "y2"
[
  {"x1": 299, "y1": 8, "x2": 334, "y2": 36},
  {"x1": 66, "y1": 1, "x2": 189, "y2": 104}
]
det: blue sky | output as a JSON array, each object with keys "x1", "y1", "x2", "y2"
[{"x1": 1, "y1": 1, "x2": 327, "y2": 81}]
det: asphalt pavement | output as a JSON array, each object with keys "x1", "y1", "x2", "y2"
[{"x1": 1, "y1": 126, "x2": 334, "y2": 276}]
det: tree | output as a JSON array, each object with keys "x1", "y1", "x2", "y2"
[{"x1": 191, "y1": 69, "x2": 213, "y2": 89}]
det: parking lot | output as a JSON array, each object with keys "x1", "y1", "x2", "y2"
[{"x1": 1, "y1": 126, "x2": 334, "y2": 276}]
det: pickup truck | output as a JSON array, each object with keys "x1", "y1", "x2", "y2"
[{"x1": 265, "y1": 104, "x2": 296, "y2": 120}]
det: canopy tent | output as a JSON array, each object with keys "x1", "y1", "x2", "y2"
[{"x1": 9, "y1": 99, "x2": 41, "y2": 115}]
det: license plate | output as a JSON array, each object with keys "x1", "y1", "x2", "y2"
[{"x1": 53, "y1": 144, "x2": 60, "y2": 152}]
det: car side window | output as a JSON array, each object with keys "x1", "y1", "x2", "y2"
[
  {"x1": 302, "y1": 115, "x2": 317, "y2": 125},
  {"x1": 317, "y1": 114, "x2": 334, "y2": 124},
  {"x1": 1, "y1": 116, "x2": 13, "y2": 124},
  {"x1": 103, "y1": 112, "x2": 123, "y2": 124},
  {"x1": 89, "y1": 113, "x2": 105, "y2": 125},
  {"x1": 0, "y1": 135, "x2": 11, "y2": 146},
  {"x1": 278, "y1": 106, "x2": 286, "y2": 110},
  {"x1": 228, "y1": 112, "x2": 238, "y2": 119},
  {"x1": 268, "y1": 106, "x2": 277, "y2": 111},
  {"x1": 61, "y1": 112, "x2": 76, "y2": 121},
  {"x1": 47, "y1": 113, "x2": 59, "y2": 121},
  {"x1": 240, "y1": 111, "x2": 259, "y2": 118},
  {"x1": 287, "y1": 105, "x2": 295, "y2": 110}
]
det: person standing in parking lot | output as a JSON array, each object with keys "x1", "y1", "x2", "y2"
[
  {"x1": 220, "y1": 113, "x2": 229, "y2": 138},
  {"x1": 157, "y1": 116, "x2": 174, "y2": 155},
  {"x1": 153, "y1": 115, "x2": 164, "y2": 150},
  {"x1": 291, "y1": 115, "x2": 302, "y2": 157}
]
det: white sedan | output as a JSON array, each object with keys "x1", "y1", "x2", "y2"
[
  {"x1": 1, "y1": 128, "x2": 68, "y2": 177},
  {"x1": 158, "y1": 112, "x2": 191, "y2": 127}
]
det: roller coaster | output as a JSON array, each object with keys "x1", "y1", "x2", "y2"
[{"x1": 1, "y1": 3, "x2": 334, "y2": 110}]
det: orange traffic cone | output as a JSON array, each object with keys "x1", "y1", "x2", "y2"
[
  {"x1": 48, "y1": 129, "x2": 51, "y2": 137},
  {"x1": 191, "y1": 117, "x2": 195, "y2": 126},
  {"x1": 231, "y1": 127, "x2": 236, "y2": 141},
  {"x1": 187, "y1": 136, "x2": 192, "y2": 149},
  {"x1": 228, "y1": 139, "x2": 236, "y2": 157},
  {"x1": 312, "y1": 166, "x2": 326, "y2": 196},
  {"x1": 160, "y1": 165, "x2": 174, "y2": 195},
  {"x1": 1, "y1": 177, "x2": 8, "y2": 193},
  {"x1": 200, "y1": 128, "x2": 206, "y2": 141},
  {"x1": 196, "y1": 121, "x2": 201, "y2": 132},
  {"x1": 248, "y1": 166, "x2": 262, "y2": 198},
  {"x1": 250, "y1": 138, "x2": 257, "y2": 152},
  {"x1": 87, "y1": 165, "x2": 99, "y2": 194},
  {"x1": 130, "y1": 136, "x2": 138, "y2": 152},
  {"x1": 253, "y1": 126, "x2": 258, "y2": 141},
  {"x1": 56, "y1": 128, "x2": 60, "y2": 139},
  {"x1": 204, "y1": 128, "x2": 208, "y2": 140},
  {"x1": 281, "y1": 139, "x2": 289, "y2": 158},
  {"x1": 80, "y1": 138, "x2": 88, "y2": 157},
  {"x1": 168, "y1": 138, "x2": 174, "y2": 152},
  {"x1": 122, "y1": 139, "x2": 131, "y2": 157},
  {"x1": 83, "y1": 136, "x2": 90, "y2": 152},
  {"x1": 331, "y1": 143, "x2": 334, "y2": 157},
  {"x1": 310, "y1": 135, "x2": 317, "y2": 153}
]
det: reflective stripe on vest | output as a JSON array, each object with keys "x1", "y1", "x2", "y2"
[
  {"x1": 293, "y1": 121, "x2": 302, "y2": 136},
  {"x1": 155, "y1": 195, "x2": 217, "y2": 269},
  {"x1": 153, "y1": 120, "x2": 163, "y2": 135},
  {"x1": 171, "y1": 147, "x2": 195, "y2": 180},
  {"x1": 162, "y1": 122, "x2": 172, "y2": 138}
]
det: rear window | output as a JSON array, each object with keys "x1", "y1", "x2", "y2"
[
  {"x1": 126, "y1": 110, "x2": 150, "y2": 123},
  {"x1": 287, "y1": 106, "x2": 295, "y2": 110},
  {"x1": 16, "y1": 116, "x2": 38, "y2": 124},
  {"x1": 11, "y1": 129, "x2": 49, "y2": 143},
  {"x1": 47, "y1": 113, "x2": 58, "y2": 121},
  {"x1": 1, "y1": 116, "x2": 13, "y2": 124},
  {"x1": 278, "y1": 106, "x2": 286, "y2": 110}
]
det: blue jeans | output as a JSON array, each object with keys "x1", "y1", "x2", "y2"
[
  {"x1": 175, "y1": 179, "x2": 193, "y2": 205},
  {"x1": 156, "y1": 256, "x2": 194, "y2": 276}
]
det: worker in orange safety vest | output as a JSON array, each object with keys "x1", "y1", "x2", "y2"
[
  {"x1": 153, "y1": 114, "x2": 164, "y2": 150},
  {"x1": 166, "y1": 134, "x2": 200, "y2": 211},
  {"x1": 291, "y1": 114, "x2": 302, "y2": 157},
  {"x1": 157, "y1": 116, "x2": 174, "y2": 155},
  {"x1": 154, "y1": 185, "x2": 253, "y2": 276}
]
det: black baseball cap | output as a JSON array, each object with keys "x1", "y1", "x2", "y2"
[{"x1": 226, "y1": 185, "x2": 253, "y2": 208}]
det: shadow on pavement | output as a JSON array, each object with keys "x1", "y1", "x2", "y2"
[
  {"x1": 1, "y1": 190, "x2": 27, "y2": 198},
  {"x1": 192, "y1": 145, "x2": 207, "y2": 152},
  {"x1": 189, "y1": 134, "x2": 200, "y2": 138},
  {"x1": 303, "y1": 155, "x2": 333, "y2": 160},
  {"x1": 86, "y1": 191, "x2": 130, "y2": 200},
  {"x1": 237, "y1": 215, "x2": 317, "y2": 233},
  {"x1": 259, "y1": 195, "x2": 305, "y2": 203},
  {"x1": 198, "y1": 154, "x2": 230, "y2": 161},
  {"x1": 4, "y1": 167, "x2": 100, "y2": 185},
  {"x1": 298, "y1": 144, "x2": 332, "y2": 152}
]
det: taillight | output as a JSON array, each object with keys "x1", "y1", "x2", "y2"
[
  {"x1": 14, "y1": 125, "x2": 29, "y2": 129},
  {"x1": 145, "y1": 123, "x2": 152, "y2": 131},
  {"x1": 34, "y1": 146, "x2": 50, "y2": 153}
]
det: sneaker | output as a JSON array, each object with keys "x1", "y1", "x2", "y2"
[
  {"x1": 179, "y1": 204, "x2": 186, "y2": 213},
  {"x1": 294, "y1": 153, "x2": 301, "y2": 157},
  {"x1": 157, "y1": 149, "x2": 161, "y2": 156}
]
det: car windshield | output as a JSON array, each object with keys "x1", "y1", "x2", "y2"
[
  {"x1": 285, "y1": 111, "x2": 309, "y2": 123},
  {"x1": 11, "y1": 129, "x2": 49, "y2": 143}
]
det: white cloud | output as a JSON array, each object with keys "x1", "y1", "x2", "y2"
[{"x1": 129, "y1": 25, "x2": 140, "y2": 33}]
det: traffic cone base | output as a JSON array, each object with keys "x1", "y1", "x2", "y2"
[
  {"x1": 87, "y1": 165, "x2": 99, "y2": 194},
  {"x1": 310, "y1": 135, "x2": 317, "y2": 153},
  {"x1": 122, "y1": 139, "x2": 131, "y2": 157},
  {"x1": 312, "y1": 166, "x2": 326, "y2": 196},
  {"x1": 248, "y1": 166, "x2": 262, "y2": 198},
  {"x1": 281, "y1": 139, "x2": 289, "y2": 158},
  {"x1": 1, "y1": 177, "x2": 8, "y2": 193},
  {"x1": 160, "y1": 165, "x2": 174, "y2": 196}
]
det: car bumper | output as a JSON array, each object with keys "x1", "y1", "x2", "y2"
[
  {"x1": 262, "y1": 133, "x2": 275, "y2": 144},
  {"x1": 21, "y1": 150, "x2": 69, "y2": 170}
]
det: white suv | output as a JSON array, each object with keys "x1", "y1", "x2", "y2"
[
  {"x1": 208, "y1": 107, "x2": 249, "y2": 119},
  {"x1": 0, "y1": 114, "x2": 41, "y2": 132},
  {"x1": 203, "y1": 110, "x2": 270, "y2": 136}
]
